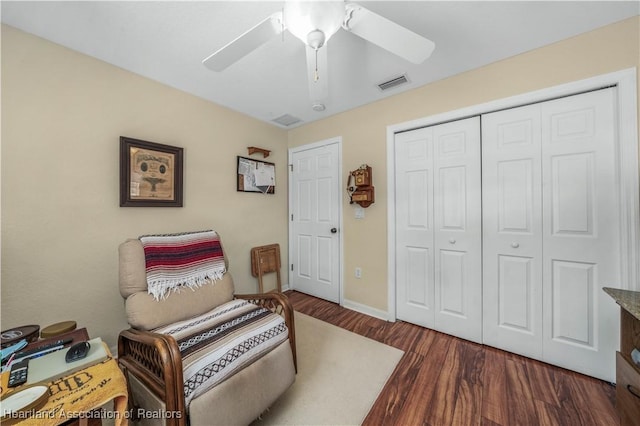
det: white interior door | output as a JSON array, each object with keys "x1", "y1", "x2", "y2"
[
  {"x1": 432, "y1": 118, "x2": 483, "y2": 343},
  {"x1": 289, "y1": 141, "x2": 341, "y2": 303},
  {"x1": 540, "y1": 88, "x2": 620, "y2": 381},
  {"x1": 482, "y1": 104, "x2": 544, "y2": 360},
  {"x1": 395, "y1": 117, "x2": 482, "y2": 343},
  {"x1": 395, "y1": 127, "x2": 435, "y2": 329},
  {"x1": 483, "y1": 88, "x2": 620, "y2": 381}
]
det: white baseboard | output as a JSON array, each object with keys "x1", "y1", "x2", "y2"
[
  {"x1": 286, "y1": 288, "x2": 391, "y2": 321},
  {"x1": 342, "y1": 298, "x2": 389, "y2": 322}
]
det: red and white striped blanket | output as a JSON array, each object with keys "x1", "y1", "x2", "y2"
[
  {"x1": 153, "y1": 299, "x2": 288, "y2": 408},
  {"x1": 139, "y1": 230, "x2": 226, "y2": 300}
]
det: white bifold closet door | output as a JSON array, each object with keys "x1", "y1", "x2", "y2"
[
  {"x1": 482, "y1": 88, "x2": 620, "y2": 381},
  {"x1": 395, "y1": 117, "x2": 482, "y2": 343}
]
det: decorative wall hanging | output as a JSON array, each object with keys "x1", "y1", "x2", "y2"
[
  {"x1": 120, "y1": 136, "x2": 183, "y2": 207},
  {"x1": 237, "y1": 156, "x2": 275, "y2": 194},
  {"x1": 347, "y1": 164, "x2": 374, "y2": 207}
]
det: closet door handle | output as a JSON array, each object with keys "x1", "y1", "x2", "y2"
[
  {"x1": 449, "y1": 239, "x2": 456, "y2": 244},
  {"x1": 511, "y1": 242, "x2": 520, "y2": 248}
]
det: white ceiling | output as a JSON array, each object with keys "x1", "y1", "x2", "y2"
[{"x1": 2, "y1": 1, "x2": 638, "y2": 128}]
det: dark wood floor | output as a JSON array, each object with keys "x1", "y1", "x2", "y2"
[{"x1": 285, "y1": 290, "x2": 619, "y2": 426}]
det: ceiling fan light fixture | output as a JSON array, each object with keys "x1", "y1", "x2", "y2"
[
  {"x1": 306, "y1": 30, "x2": 326, "y2": 50},
  {"x1": 284, "y1": 1, "x2": 345, "y2": 48}
]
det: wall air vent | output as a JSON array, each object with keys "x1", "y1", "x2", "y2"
[
  {"x1": 377, "y1": 74, "x2": 409, "y2": 91},
  {"x1": 272, "y1": 114, "x2": 303, "y2": 127}
]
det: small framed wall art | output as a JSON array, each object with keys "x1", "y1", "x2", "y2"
[
  {"x1": 120, "y1": 136, "x2": 183, "y2": 207},
  {"x1": 237, "y1": 156, "x2": 275, "y2": 194}
]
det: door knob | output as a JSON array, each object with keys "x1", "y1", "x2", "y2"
[
  {"x1": 511, "y1": 242, "x2": 520, "y2": 248},
  {"x1": 449, "y1": 239, "x2": 456, "y2": 244},
  {"x1": 330, "y1": 228, "x2": 337, "y2": 234}
]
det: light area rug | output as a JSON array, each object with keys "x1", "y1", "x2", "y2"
[{"x1": 254, "y1": 312, "x2": 404, "y2": 426}]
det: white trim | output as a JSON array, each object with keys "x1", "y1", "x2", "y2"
[
  {"x1": 386, "y1": 125, "x2": 398, "y2": 322},
  {"x1": 288, "y1": 137, "x2": 344, "y2": 305},
  {"x1": 615, "y1": 70, "x2": 640, "y2": 293},
  {"x1": 387, "y1": 67, "x2": 639, "y2": 320},
  {"x1": 343, "y1": 298, "x2": 389, "y2": 322}
]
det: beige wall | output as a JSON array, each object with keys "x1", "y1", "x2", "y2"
[
  {"x1": 288, "y1": 17, "x2": 640, "y2": 313},
  {"x1": 1, "y1": 25, "x2": 288, "y2": 347},
  {"x1": 2, "y1": 17, "x2": 639, "y2": 348}
]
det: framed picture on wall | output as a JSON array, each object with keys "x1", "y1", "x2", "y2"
[
  {"x1": 120, "y1": 136, "x2": 183, "y2": 207},
  {"x1": 237, "y1": 156, "x2": 275, "y2": 194}
]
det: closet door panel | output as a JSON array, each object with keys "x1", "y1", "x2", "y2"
[
  {"x1": 439, "y1": 250, "x2": 465, "y2": 314},
  {"x1": 433, "y1": 117, "x2": 482, "y2": 343},
  {"x1": 498, "y1": 254, "x2": 535, "y2": 332},
  {"x1": 439, "y1": 166, "x2": 467, "y2": 229},
  {"x1": 498, "y1": 159, "x2": 534, "y2": 232},
  {"x1": 395, "y1": 128, "x2": 435, "y2": 328},
  {"x1": 406, "y1": 246, "x2": 431, "y2": 305},
  {"x1": 541, "y1": 88, "x2": 620, "y2": 382},
  {"x1": 395, "y1": 117, "x2": 482, "y2": 343},
  {"x1": 482, "y1": 104, "x2": 544, "y2": 359},
  {"x1": 550, "y1": 260, "x2": 596, "y2": 346},
  {"x1": 550, "y1": 152, "x2": 595, "y2": 235}
]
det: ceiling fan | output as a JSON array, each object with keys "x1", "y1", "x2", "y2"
[{"x1": 202, "y1": 1, "x2": 435, "y2": 110}]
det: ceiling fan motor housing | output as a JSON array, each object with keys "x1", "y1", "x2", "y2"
[{"x1": 307, "y1": 29, "x2": 326, "y2": 49}]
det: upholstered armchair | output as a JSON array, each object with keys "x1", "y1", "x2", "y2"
[{"x1": 117, "y1": 231, "x2": 296, "y2": 426}]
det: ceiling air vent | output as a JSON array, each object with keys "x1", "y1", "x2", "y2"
[
  {"x1": 377, "y1": 74, "x2": 409, "y2": 91},
  {"x1": 272, "y1": 114, "x2": 303, "y2": 127}
]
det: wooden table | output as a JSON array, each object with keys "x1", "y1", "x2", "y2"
[
  {"x1": 250, "y1": 243, "x2": 282, "y2": 293},
  {"x1": 1, "y1": 330, "x2": 128, "y2": 425}
]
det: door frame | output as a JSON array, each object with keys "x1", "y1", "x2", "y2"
[
  {"x1": 386, "y1": 67, "x2": 639, "y2": 321},
  {"x1": 288, "y1": 136, "x2": 344, "y2": 305}
]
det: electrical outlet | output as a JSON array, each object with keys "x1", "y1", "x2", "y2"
[{"x1": 355, "y1": 267, "x2": 362, "y2": 279}]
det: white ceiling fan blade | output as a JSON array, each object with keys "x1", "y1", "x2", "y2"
[
  {"x1": 203, "y1": 12, "x2": 283, "y2": 71},
  {"x1": 306, "y1": 45, "x2": 328, "y2": 103},
  {"x1": 343, "y1": 4, "x2": 435, "y2": 64}
]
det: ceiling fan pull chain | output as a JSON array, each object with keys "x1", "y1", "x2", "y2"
[
  {"x1": 281, "y1": 8, "x2": 285, "y2": 42},
  {"x1": 314, "y1": 48, "x2": 319, "y2": 82}
]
